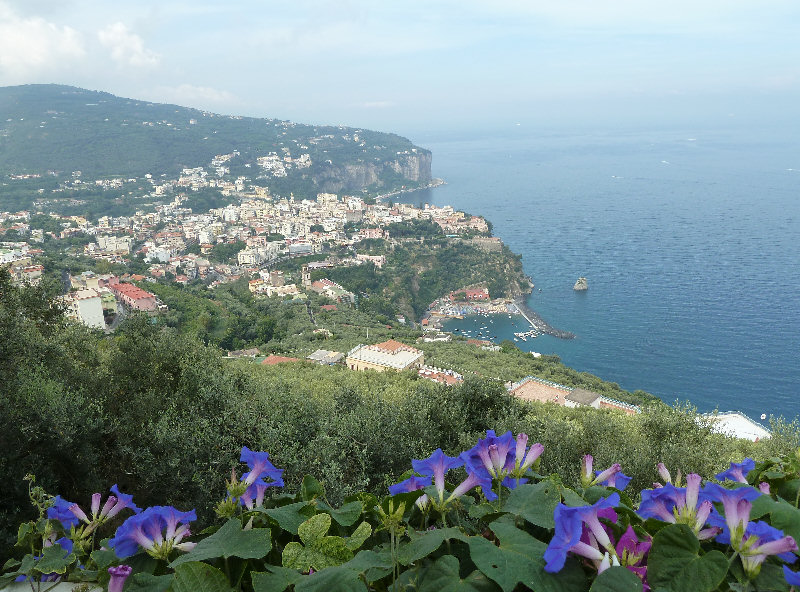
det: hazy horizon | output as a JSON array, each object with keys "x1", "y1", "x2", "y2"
[{"x1": 2, "y1": 1, "x2": 800, "y2": 138}]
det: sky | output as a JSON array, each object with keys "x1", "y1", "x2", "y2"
[{"x1": 2, "y1": 0, "x2": 799, "y2": 136}]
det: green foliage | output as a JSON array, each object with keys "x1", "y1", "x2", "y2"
[{"x1": 647, "y1": 525, "x2": 728, "y2": 592}]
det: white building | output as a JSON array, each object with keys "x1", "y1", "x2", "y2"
[{"x1": 63, "y1": 289, "x2": 106, "y2": 329}]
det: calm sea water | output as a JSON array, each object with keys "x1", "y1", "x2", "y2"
[{"x1": 395, "y1": 126, "x2": 800, "y2": 420}]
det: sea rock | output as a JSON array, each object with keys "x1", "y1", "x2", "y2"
[{"x1": 573, "y1": 277, "x2": 588, "y2": 291}]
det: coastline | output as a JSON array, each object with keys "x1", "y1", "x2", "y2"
[
  {"x1": 511, "y1": 298, "x2": 576, "y2": 340},
  {"x1": 374, "y1": 178, "x2": 446, "y2": 201}
]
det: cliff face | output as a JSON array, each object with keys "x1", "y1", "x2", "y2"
[
  {"x1": 313, "y1": 151, "x2": 432, "y2": 193},
  {"x1": 390, "y1": 152, "x2": 432, "y2": 183}
]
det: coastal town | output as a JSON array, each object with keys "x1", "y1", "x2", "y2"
[{"x1": 1, "y1": 150, "x2": 769, "y2": 441}]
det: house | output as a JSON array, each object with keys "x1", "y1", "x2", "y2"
[
  {"x1": 509, "y1": 376, "x2": 641, "y2": 415},
  {"x1": 307, "y1": 350, "x2": 345, "y2": 365},
  {"x1": 261, "y1": 355, "x2": 301, "y2": 366},
  {"x1": 62, "y1": 288, "x2": 106, "y2": 329},
  {"x1": 510, "y1": 376, "x2": 571, "y2": 405},
  {"x1": 418, "y1": 366, "x2": 463, "y2": 386},
  {"x1": 111, "y1": 282, "x2": 158, "y2": 311},
  {"x1": 702, "y1": 412, "x2": 771, "y2": 442},
  {"x1": 346, "y1": 340, "x2": 424, "y2": 373}
]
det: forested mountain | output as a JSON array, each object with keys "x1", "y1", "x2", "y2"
[{"x1": 0, "y1": 84, "x2": 431, "y2": 203}]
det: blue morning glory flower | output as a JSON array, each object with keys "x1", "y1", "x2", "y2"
[
  {"x1": 389, "y1": 475, "x2": 432, "y2": 496},
  {"x1": 412, "y1": 448, "x2": 464, "y2": 502},
  {"x1": 461, "y1": 430, "x2": 516, "y2": 485},
  {"x1": 702, "y1": 483, "x2": 762, "y2": 549},
  {"x1": 595, "y1": 469, "x2": 632, "y2": 491},
  {"x1": 543, "y1": 493, "x2": 620, "y2": 573},
  {"x1": 240, "y1": 447, "x2": 284, "y2": 487},
  {"x1": 784, "y1": 565, "x2": 800, "y2": 586},
  {"x1": 109, "y1": 506, "x2": 197, "y2": 559},
  {"x1": 47, "y1": 496, "x2": 80, "y2": 529},
  {"x1": 715, "y1": 458, "x2": 756, "y2": 484},
  {"x1": 739, "y1": 521, "x2": 798, "y2": 578}
]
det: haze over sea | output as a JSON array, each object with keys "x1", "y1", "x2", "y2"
[{"x1": 396, "y1": 125, "x2": 800, "y2": 421}]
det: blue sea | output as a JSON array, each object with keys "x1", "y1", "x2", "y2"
[{"x1": 395, "y1": 126, "x2": 800, "y2": 421}]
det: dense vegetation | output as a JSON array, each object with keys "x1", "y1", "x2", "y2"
[
  {"x1": 3, "y1": 268, "x2": 799, "y2": 566},
  {"x1": 321, "y1": 236, "x2": 529, "y2": 320}
]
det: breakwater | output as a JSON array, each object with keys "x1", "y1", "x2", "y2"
[{"x1": 512, "y1": 298, "x2": 576, "y2": 340}]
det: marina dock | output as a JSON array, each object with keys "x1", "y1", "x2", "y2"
[{"x1": 511, "y1": 298, "x2": 576, "y2": 340}]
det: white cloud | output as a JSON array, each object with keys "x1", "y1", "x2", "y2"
[
  {"x1": 98, "y1": 22, "x2": 159, "y2": 68},
  {"x1": 0, "y1": 1, "x2": 85, "y2": 82}
]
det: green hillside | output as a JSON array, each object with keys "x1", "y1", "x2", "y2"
[{"x1": 0, "y1": 84, "x2": 430, "y2": 201}]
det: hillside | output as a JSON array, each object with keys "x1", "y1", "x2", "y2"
[{"x1": 0, "y1": 84, "x2": 431, "y2": 206}]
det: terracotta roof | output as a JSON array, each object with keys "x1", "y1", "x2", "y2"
[
  {"x1": 261, "y1": 355, "x2": 301, "y2": 365},
  {"x1": 371, "y1": 339, "x2": 419, "y2": 354}
]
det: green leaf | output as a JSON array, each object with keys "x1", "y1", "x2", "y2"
[
  {"x1": 256, "y1": 501, "x2": 314, "y2": 534},
  {"x1": 33, "y1": 542, "x2": 74, "y2": 575},
  {"x1": 299, "y1": 513, "x2": 333, "y2": 545},
  {"x1": 169, "y1": 518, "x2": 272, "y2": 568},
  {"x1": 467, "y1": 516, "x2": 588, "y2": 592},
  {"x1": 172, "y1": 561, "x2": 235, "y2": 592},
  {"x1": 589, "y1": 567, "x2": 643, "y2": 592},
  {"x1": 294, "y1": 566, "x2": 368, "y2": 592},
  {"x1": 282, "y1": 514, "x2": 354, "y2": 571},
  {"x1": 468, "y1": 502, "x2": 500, "y2": 521},
  {"x1": 771, "y1": 499, "x2": 800, "y2": 543},
  {"x1": 341, "y1": 549, "x2": 394, "y2": 582},
  {"x1": 301, "y1": 475, "x2": 325, "y2": 501},
  {"x1": 318, "y1": 500, "x2": 363, "y2": 527},
  {"x1": 503, "y1": 480, "x2": 562, "y2": 529},
  {"x1": 559, "y1": 485, "x2": 588, "y2": 507},
  {"x1": 252, "y1": 567, "x2": 304, "y2": 592},
  {"x1": 750, "y1": 494, "x2": 779, "y2": 520},
  {"x1": 346, "y1": 521, "x2": 372, "y2": 551},
  {"x1": 647, "y1": 524, "x2": 728, "y2": 592},
  {"x1": 418, "y1": 555, "x2": 499, "y2": 592},
  {"x1": 397, "y1": 527, "x2": 468, "y2": 566},
  {"x1": 124, "y1": 572, "x2": 175, "y2": 592},
  {"x1": 754, "y1": 563, "x2": 791, "y2": 592},
  {"x1": 90, "y1": 548, "x2": 118, "y2": 570}
]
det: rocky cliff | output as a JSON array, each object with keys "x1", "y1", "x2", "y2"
[{"x1": 313, "y1": 151, "x2": 432, "y2": 193}]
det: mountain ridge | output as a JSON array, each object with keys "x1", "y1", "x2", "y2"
[{"x1": 0, "y1": 84, "x2": 431, "y2": 198}]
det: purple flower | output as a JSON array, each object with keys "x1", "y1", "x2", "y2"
[
  {"x1": 638, "y1": 476, "x2": 719, "y2": 538},
  {"x1": 389, "y1": 475, "x2": 432, "y2": 496},
  {"x1": 413, "y1": 448, "x2": 464, "y2": 502},
  {"x1": 785, "y1": 565, "x2": 800, "y2": 586},
  {"x1": 544, "y1": 493, "x2": 620, "y2": 573},
  {"x1": 448, "y1": 471, "x2": 493, "y2": 502},
  {"x1": 109, "y1": 506, "x2": 197, "y2": 560},
  {"x1": 461, "y1": 430, "x2": 515, "y2": 481},
  {"x1": 47, "y1": 496, "x2": 80, "y2": 529},
  {"x1": 616, "y1": 525, "x2": 651, "y2": 566},
  {"x1": 739, "y1": 521, "x2": 798, "y2": 578},
  {"x1": 108, "y1": 565, "x2": 132, "y2": 592},
  {"x1": 595, "y1": 469, "x2": 632, "y2": 491},
  {"x1": 240, "y1": 447, "x2": 284, "y2": 488},
  {"x1": 581, "y1": 455, "x2": 595, "y2": 488},
  {"x1": 511, "y1": 434, "x2": 544, "y2": 477},
  {"x1": 715, "y1": 458, "x2": 755, "y2": 484},
  {"x1": 108, "y1": 484, "x2": 142, "y2": 517},
  {"x1": 657, "y1": 463, "x2": 672, "y2": 484},
  {"x1": 702, "y1": 483, "x2": 762, "y2": 549}
]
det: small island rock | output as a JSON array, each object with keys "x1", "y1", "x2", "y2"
[{"x1": 573, "y1": 277, "x2": 588, "y2": 291}]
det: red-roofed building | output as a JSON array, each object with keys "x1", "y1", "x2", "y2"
[
  {"x1": 320, "y1": 304, "x2": 338, "y2": 311},
  {"x1": 111, "y1": 283, "x2": 158, "y2": 311},
  {"x1": 261, "y1": 355, "x2": 301, "y2": 366}
]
